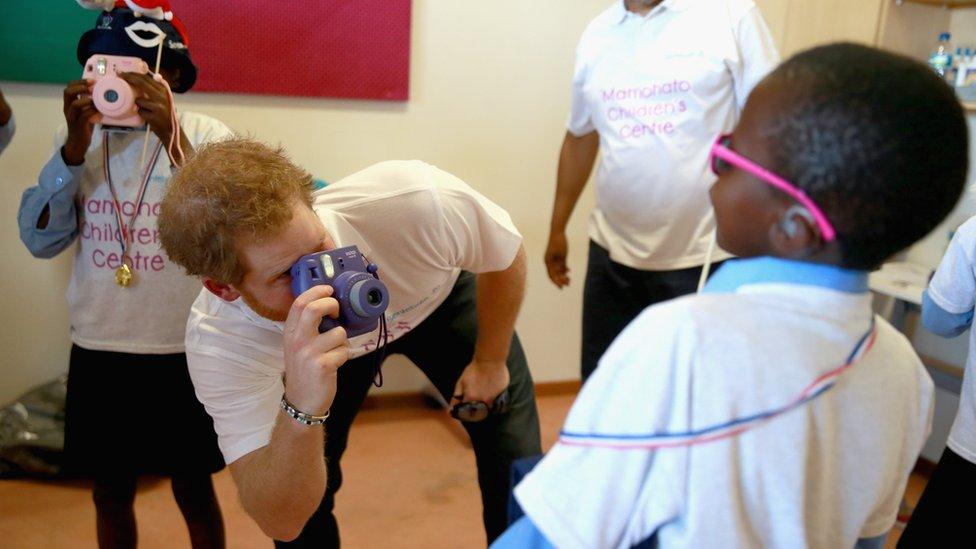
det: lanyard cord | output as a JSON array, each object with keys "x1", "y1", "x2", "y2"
[
  {"x1": 373, "y1": 313, "x2": 389, "y2": 387},
  {"x1": 559, "y1": 318, "x2": 878, "y2": 450},
  {"x1": 151, "y1": 72, "x2": 185, "y2": 167},
  {"x1": 102, "y1": 131, "x2": 163, "y2": 258},
  {"x1": 368, "y1": 260, "x2": 390, "y2": 387}
]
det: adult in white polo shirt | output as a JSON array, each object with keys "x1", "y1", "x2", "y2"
[
  {"x1": 158, "y1": 138, "x2": 542, "y2": 546},
  {"x1": 544, "y1": 0, "x2": 779, "y2": 379}
]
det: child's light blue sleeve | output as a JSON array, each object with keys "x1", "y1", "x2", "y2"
[
  {"x1": 491, "y1": 517, "x2": 556, "y2": 549},
  {"x1": 18, "y1": 149, "x2": 85, "y2": 259},
  {"x1": 0, "y1": 113, "x2": 14, "y2": 155},
  {"x1": 925, "y1": 218, "x2": 976, "y2": 337},
  {"x1": 922, "y1": 290, "x2": 973, "y2": 337},
  {"x1": 854, "y1": 534, "x2": 886, "y2": 549}
]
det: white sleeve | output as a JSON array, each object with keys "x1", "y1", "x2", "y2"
[
  {"x1": 567, "y1": 35, "x2": 596, "y2": 137},
  {"x1": 203, "y1": 118, "x2": 235, "y2": 142},
  {"x1": 186, "y1": 345, "x2": 284, "y2": 464},
  {"x1": 185, "y1": 113, "x2": 235, "y2": 148},
  {"x1": 928, "y1": 217, "x2": 976, "y2": 315},
  {"x1": 728, "y1": 4, "x2": 780, "y2": 112},
  {"x1": 431, "y1": 166, "x2": 523, "y2": 273},
  {"x1": 514, "y1": 307, "x2": 693, "y2": 548}
]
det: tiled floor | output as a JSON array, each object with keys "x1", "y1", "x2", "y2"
[{"x1": 0, "y1": 394, "x2": 925, "y2": 548}]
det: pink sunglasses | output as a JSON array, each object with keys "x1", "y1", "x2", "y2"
[{"x1": 710, "y1": 134, "x2": 836, "y2": 242}]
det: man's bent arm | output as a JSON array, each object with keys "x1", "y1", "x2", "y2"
[
  {"x1": 475, "y1": 245, "x2": 527, "y2": 362},
  {"x1": 229, "y1": 413, "x2": 327, "y2": 542}
]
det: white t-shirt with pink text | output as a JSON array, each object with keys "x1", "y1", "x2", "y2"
[
  {"x1": 571, "y1": 0, "x2": 779, "y2": 270},
  {"x1": 65, "y1": 112, "x2": 233, "y2": 353}
]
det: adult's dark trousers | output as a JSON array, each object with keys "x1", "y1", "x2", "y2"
[
  {"x1": 898, "y1": 447, "x2": 976, "y2": 548},
  {"x1": 582, "y1": 240, "x2": 722, "y2": 381},
  {"x1": 276, "y1": 272, "x2": 542, "y2": 548}
]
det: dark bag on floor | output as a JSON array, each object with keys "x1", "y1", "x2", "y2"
[{"x1": 0, "y1": 376, "x2": 66, "y2": 478}]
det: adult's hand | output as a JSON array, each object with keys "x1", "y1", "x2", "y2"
[
  {"x1": 453, "y1": 359, "x2": 509, "y2": 408},
  {"x1": 545, "y1": 230, "x2": 571, "y2": 288},
  {"x1": 282, "y1": 285, "x2": 350, "y2": 416}
]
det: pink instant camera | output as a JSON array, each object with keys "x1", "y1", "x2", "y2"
[{"x1": 82, "y1": 54, "x2": 149, "y2": 128}]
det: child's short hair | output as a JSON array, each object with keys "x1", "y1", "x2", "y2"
[{"x1": 763, "y1": 42, "x2": 969, "y2": 270}]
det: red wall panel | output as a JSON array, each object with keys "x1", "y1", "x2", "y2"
[{"x1": 173, "y1": 0, "x2": 411, "y2": 100}]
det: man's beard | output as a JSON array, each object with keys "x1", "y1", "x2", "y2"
[{"x1": 238, "y1": 287, "x2": 290, "y2": 322}]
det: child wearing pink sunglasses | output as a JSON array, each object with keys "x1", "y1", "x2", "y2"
[{"x1": 495, "y1": 42, "x2": 969, "y2": 549}]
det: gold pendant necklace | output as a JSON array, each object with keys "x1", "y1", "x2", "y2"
[
  {"x1": 115, "y1": 262, "x2": 133, "y2": 287},
  {"x1": 102, "y1": 132, "x2": 163, "y2": 289}
]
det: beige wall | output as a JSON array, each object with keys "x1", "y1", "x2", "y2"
[
  {"x1": 949, "y1": 7, "x2": 976, "y2": 46},
  {"x1": 878, "y1": 0, "x2": 952, "y2": 59},
  {"x1": 0, "y1": 0, "x2": 610, "y2": 403},
  {"x1": 1, "y1": 1, "x2": 974, "y2": 403},
  {"x1": 758, "y1": 1, "x2": 975, "y2": 61}
]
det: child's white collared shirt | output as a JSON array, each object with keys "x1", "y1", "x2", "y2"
[{"x1": 515, "y1": 258, "x2": 933, "y2": 548}]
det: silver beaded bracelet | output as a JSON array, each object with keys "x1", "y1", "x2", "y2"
[{"x1": 280, "y1": 396, "x2": 330, "y2": 426}]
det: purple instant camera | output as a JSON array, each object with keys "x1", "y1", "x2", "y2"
[{"x1": 290, "y1": 246, "x2": 390, "y2": 337}]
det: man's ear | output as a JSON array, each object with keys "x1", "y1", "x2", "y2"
[{"x1": 203, "y1": 277, "x2": 241, "y2": 302}]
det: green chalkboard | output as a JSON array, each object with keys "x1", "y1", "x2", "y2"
[{"x1": 0, "y1": 2, "x2": 97, "y2": 84}]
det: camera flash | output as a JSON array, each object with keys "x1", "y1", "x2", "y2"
[{"x1": 320, "y1": 254, "x2": 335, "y2": 279}]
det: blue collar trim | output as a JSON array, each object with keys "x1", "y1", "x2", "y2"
[{"x1": 703, "y1": 257, "x2": 869, "y2": 294}]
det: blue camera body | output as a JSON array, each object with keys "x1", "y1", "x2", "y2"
[{"x1": 290, "y1": 246, "x2": 390, "y2": 337}]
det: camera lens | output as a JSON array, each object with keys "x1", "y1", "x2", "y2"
[
  {"x1": 367, "y1": 289, "x2": 382, "y2": 306},
  {"x1": 104, "y1": 89, "x2": 119, "y2": 103}
]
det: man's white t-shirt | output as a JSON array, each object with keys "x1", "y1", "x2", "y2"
[
  {"x1": 65, "y1": 112, "x2": 233, "y2": 353},
  {"x1": 926, "y1": 215, "x2": 976, "y2": 464},
  {"x1": 515, "y1": 258, "x2": 933, "y2": 548},
  {"x1": 571, "y1": 0, "x2": 779, "y2": 270},
  {"x1": 185, "y1": 160, "x2": 523, "y2": 464}
]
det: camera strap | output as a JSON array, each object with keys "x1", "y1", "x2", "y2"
[
  {"x1": 363, "y1": 254, "x2": 390, "y2": 387},
  {"x1": 151, "y1": 72, "x2": 185, "y2": 167},
  {"x1": 102, "y1": 131, "x2": 163, "y2": 288},
  {"x1": 373, "y1": 313, "x2": 389, "y2": 387}
]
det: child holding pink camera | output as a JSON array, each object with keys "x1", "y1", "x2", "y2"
[{"x1": 17, "y1": 3, "x2": 231, "y2": 547}]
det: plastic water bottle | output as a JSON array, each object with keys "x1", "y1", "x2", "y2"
[
  {"x1": 951, "y1": 47, "x2": 964, "y2": 84},
  {"x1": 957, "y1": 47, "x2": 975, "y2": 89},
  {"x1": 929, "y1": 32, "x2": 953, "y2": 81}
]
